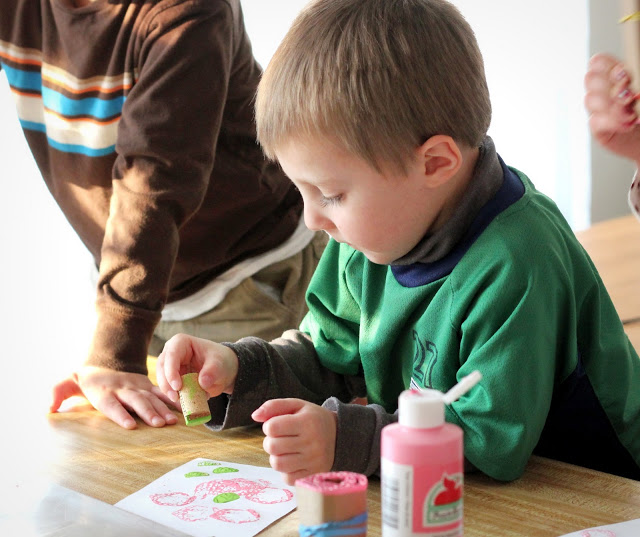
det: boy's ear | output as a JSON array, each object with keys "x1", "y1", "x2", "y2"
[{"x1": 416, "y1": 135, "x2": 463, "y2": 187}]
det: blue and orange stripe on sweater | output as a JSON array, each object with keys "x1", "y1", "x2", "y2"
[{"x1": 0, "y1": 40, "x2": 134, "y2": 157}]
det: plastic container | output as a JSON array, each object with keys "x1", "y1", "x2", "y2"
[{"x1": 381, "y1": 371, "x2": 482, "y2": 537}]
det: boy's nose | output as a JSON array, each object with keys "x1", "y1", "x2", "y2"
[{"x1": 303, "y1": 204, "x2": 333, "y2": 233}]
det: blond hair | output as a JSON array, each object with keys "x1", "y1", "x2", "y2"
[{"x1": 256, "y1": 0, "x2": 491, "y2": 173}]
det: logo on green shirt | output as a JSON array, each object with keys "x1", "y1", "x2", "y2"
[{"x1": 411, "y1": 330, "x2": 438, "y2": 389}]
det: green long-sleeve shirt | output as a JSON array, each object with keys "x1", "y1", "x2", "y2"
[{"x1": 213, "y1": 140, "x2": 640, "y2": 481}]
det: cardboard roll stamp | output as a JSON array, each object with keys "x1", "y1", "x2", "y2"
[
  {"x1": 295, "y1": 471, "x2": 368, "y2": 537},
  {"x1": 178, "y1": 372, "x2": 211, "y2": 426}
]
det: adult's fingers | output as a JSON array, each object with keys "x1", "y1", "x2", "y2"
[
  {"x1": 50, "y1": 375, "x2": 83, "y2": 412},
  {"x1": 587, "y1": 53, "x2": 621, "y2": 76},
  {"x1": 87, "y1": 389, "x2": 138, "y2": 429},
  {"x1": 116, "y1": 388, "x2": 177, "y2": 427}
]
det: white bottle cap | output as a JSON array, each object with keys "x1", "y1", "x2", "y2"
[
  {"x1": 399, "y1": 371, "x2": 483, "y2": 429},
  {"x1": 399, "y1": 388, "x2": 445, "y2": 428}
]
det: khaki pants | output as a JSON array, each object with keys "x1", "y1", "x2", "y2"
[{"x1": 149, "y1": 232, "x2": 327, "y2": 355}]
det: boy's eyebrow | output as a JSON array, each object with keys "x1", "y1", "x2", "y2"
[{"x1": 288, "y1": 176, "x2": 342, "y2": 188}]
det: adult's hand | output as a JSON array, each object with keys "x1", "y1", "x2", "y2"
[
  {"x1": 585, "y1": 53, "x2": 640, "y2": 167},
  {"x1": 50, "y1": 366, "x2": 178, "y2": 429}
]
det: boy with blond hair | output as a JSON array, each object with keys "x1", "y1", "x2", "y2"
[{"x1": 158, "y1": 0, "x2": 640, "y2": 483}]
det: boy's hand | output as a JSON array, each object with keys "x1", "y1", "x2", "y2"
[
  {"x1": 252, "y1": 398, "x2": 337, "y2": 485},
  {"x1": 585, "y1": 53, "x2": 640, "y2": 166},
  {"x1": 156, "y1": 334, "x2": 239, "y2": 404}
]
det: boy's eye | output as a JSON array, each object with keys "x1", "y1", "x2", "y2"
[{"x1": 319, "y1": 194, "x2": 343, "y2": 207}]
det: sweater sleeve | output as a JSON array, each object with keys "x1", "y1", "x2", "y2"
[
  {"x1": 87, "y1": 4, "x2": 236, "y2": 373},
  {"x1": 323, "y1": 398, "x2": 397, "y2": 476},
  {"x1": 206, "y1": 330, "x2": 388, "y2": 477},
  {"x1": 442, "y1": 205, "x2": 591, "y2": 481},
  {"x1": 205, "y1": 329, "x2": 367, "y2": 430}
]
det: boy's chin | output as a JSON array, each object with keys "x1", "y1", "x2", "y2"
[
  {"x1": 361, "y1": 250, "x2": 395, "y2": 265},
  {"x1": 341, "y1": 241, "x2": 399, "y2": 265}
]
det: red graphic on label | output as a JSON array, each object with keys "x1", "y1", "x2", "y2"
[{"x1": 433, "y1": 476, "x2": 462, "y2": 506}]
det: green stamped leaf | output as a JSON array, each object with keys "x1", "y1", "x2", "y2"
[
  {"x1": 213, "y1": 492, "x2": 240, "y2": 503},
  {"x1": 184, "y1": 471, "x2": 209, "y2": 478},
  {"x1": 211, "y1": 467, "x2": 239, "y2": 474}
]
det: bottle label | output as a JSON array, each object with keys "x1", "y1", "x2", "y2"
[{"x1": 381, "y1": 458, "x2": 463, "y2": 537}]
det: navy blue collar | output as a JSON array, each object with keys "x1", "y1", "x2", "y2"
[{"x1": 391, "y1": 157, "x2": 524, "y2": 287}]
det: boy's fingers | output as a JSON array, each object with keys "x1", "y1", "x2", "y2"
[
  {"x1": 280, "y1": 468, "x2": 313, "y2": 487},
  {"x1": 155, "y1": 357, "x2": 180, "y2": 404},
  {"x1": 162, "y1": 335, "x2": 196, "y2": 391},
  {"x1": 252, "y1": 398, "x2": 306, "y2": 423},
  {"x1": 263, "y1": 434, "x2": 306, "y2": 456},
  {"x1": 268, "y1": 452, "x2": 306, "y2": 475},
  {"x1": 155, "y1": 351, "x2": 171, "y2": 394},
  {"x1": 197, "y1": 358, "x2": 234, "y2": 396},
  {"x1": 197, "y1": 362, "x2": 221, "y2": 391}
]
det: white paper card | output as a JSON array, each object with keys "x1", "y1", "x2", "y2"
[
  {"x1": 116, "y1": 458, "x2": 296, "y2": 537},
  {"x1": 559, "y1": 518, "x2": 640, "y2": 537}
]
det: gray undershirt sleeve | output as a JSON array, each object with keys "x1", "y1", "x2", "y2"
[
  {"x1": 323, "y1": 398, "x2": 398, "y2": 476},
  {"x1": 204, "y1": 329, "x2": 366, "y2": 431}
]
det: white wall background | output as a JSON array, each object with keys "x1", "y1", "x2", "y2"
[
  {"x1": 0, "y1": 88, "x2": 96, "y2": 387},
  {"x1": 0, "y1": 1, "x2": 631, "y2": 384}
]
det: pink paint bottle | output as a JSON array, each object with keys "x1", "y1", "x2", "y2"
[{"x1": 381, "y1": 371, "x2": 482, "y2": 537}]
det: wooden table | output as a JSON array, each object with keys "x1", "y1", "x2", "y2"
[
  {"x1": 575, "y1": 214, "x2": 640, "y2": 350},
  {"x1": 3, "y1": 398, "x2": 639, "y2": 537},
  {"x1": 4, "y1": 215, "x2": 640, "y2": 536}
]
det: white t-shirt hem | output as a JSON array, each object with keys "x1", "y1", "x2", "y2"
[{"x1": 90, "y1": 217, "x2": 315, "y2": 322}]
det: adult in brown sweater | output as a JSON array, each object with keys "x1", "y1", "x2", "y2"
[{"x1": 0, "y1": 0, "x2": 323, "y2": 428}]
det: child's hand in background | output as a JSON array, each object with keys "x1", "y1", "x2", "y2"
[
  {"x1": 585, "y1": 53, "x2": 640, "y2": 166},
  {"x1": 156, "y1": 334, "x2": 239, "y2": 404},
  {"x1": 252, "y1": 399, "x2": 337, "y2": 485}
]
